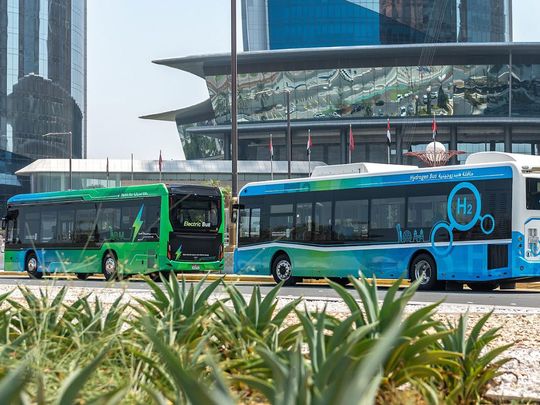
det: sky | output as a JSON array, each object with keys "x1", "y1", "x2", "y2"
[{"x1": 87, "y1": 0, "x2": 540, "y2": 160}]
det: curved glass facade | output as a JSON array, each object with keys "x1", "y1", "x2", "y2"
[
  {"x1": 0, "y1": 0, "x2": 86, "y2": 214},
  {"x1": 207, "y1": 63, "x2": 540, "y2": 124},
  {"x1": 243, "y1": 0, "x2": 510, "y2": 50},
  {"x1": 175, "y1": 55, "x2": 540, "y2": 164}
]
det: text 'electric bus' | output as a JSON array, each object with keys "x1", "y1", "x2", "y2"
[
  {"x1": 234, "y1": 152, "x2": 540, "y2": 291},
  {"x1": 2, "y1": 184, "x2": 225, "y2": 280}
]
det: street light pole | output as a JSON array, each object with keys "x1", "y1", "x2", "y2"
[
  {"x1": 231, "y1": 0, "x2": 238, "y2": 198},
  {"x1": 43, "y1": 131, "x2": 72, "y2": 190},
  {"x1": 286, "y1": 90, "x2": 291, "y2": 179}
]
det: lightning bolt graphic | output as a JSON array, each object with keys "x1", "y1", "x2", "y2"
[
  {"x1": 175, "y1": 244, "x2": 182, "y2": 261},
  {"x1": 132, "y1": 205, "x2": 144, "y2": 242}
]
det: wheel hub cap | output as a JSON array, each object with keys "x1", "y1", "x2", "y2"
[
  {"x1": 414, "y1": 260, "x2": 432, "y2": 285},
  {"x1": 28, "y1": 258, "x2": 37, "y2": 272},
  {"x1": 276, "y1": 260, "x2": 291, "y2": 280},
  {"x1": 105, "y1": 258, "x2": 116, "y2": 273}
]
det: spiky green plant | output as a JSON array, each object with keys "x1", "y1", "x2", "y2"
[
  {"x1": 140, "y1": 317, "x2": 236, "y2": 405},
  {"x1": 436, "y1": 311, "x2": 513, "y2": 404}
]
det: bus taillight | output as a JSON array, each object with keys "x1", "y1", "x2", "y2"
[
  {"x1": 167, "y1": 243, "x2": 173, "y2": 260},
  {"x1": 219, "y1": 244, "x2": 224, "y2": 260}
]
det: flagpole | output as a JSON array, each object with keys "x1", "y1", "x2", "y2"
[
  {"x1": 270, "y1": 133, "x2": 274, "y2": 181},
  {"x1": 106, "y1": 157, "x2": 109, "y2": 188},
  {"x1": 308, "y1": 129, "x2": 311, "y2": 177},
  {"x1": 348, "y1": 124, "x2": 352, "y2": 164},
  {"x1": 159, "y1": 150, "x2": 162, "y2": 182},
  {"x1": 131, "y1": 153, "x2": 134, "y2": 182},
  {"x1": 386, "y1": 118, "x2": 392, "y2": 164}
]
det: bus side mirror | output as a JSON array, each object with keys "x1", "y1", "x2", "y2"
[
  {"x1": 1, "y1": 218, "x2": 6, "y2": 230},
  {"x1": 231, "y1": 203, "x2": 243, "y2": 223}
]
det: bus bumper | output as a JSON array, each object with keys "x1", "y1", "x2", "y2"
[{"x1": 166, "y1": 259, "x2": 225, "y2": 272}]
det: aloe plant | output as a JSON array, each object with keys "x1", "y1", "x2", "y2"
[
  {"x1": 215, "y1": 282, "x2": 302, "y2": 348},
  {"x1": 0, "y1": 275, "x2": 513, "y2": 404},
  {"x1": 436, "y1": 311, "x2": 513, "y2": 404},
  {"x1": 140, "y1": 317, "x2": 236, "y2": 405}
]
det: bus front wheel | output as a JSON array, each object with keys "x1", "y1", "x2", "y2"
[
  {"x1": 25, "y1": 252, "x2": 43, "y2": 280},
  {"x1": 102, "y1": 252, "x2": 118, "y2": 281},
  {"x1": 76, "y1": 273, "x2": 92, "y2": 281},
  {"x1": 410, "y1": 253, "x2": 439, "y2": 291},
  {"x1": 271, "y1": 254, "x2": 296, "y2": 286}
]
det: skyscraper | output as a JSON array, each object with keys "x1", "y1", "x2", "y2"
[
  {"x1": 242, "y1": 0, "x2": 511, "y2": 51},
  {"x1": 0, "y1": 0, "x2": 86, "y2": 213}
]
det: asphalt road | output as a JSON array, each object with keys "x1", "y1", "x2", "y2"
[{"x1": 0, "y1": 277, "x2": 539, "y2": 308}]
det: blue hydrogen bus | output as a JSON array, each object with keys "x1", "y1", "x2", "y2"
[{"x1": 234, "y1": 152, "x2": 540, "y2": 291}]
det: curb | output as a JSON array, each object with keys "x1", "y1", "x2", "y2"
[{"x1": 0, "y1": 271, "x2": 539, "y2": 291}]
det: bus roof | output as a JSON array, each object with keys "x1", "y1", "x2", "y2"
[
  {"x1": 239, "y1": 152, "x2": 526, "y2": 197},
  {"x1": 7, "y1": 183, "x2": 169, "y2": 205}
]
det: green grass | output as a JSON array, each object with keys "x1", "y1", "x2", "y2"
[{"x1": 0, "y1": 275, "x2": 513, "y2": 404}]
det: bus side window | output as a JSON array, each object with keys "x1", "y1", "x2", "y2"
[
  {"x1": 20, "y1": 207, "x2": 40, "y2": 243},
  {"x1": 57, "y1": 208, "x2": 75, "y2": 243},
  {"x1": 334, "y1": 200, "x2": 368, "y2": 241},
  {"x1": 314, "y1": 201, "x2": 332, "y2": 241}
]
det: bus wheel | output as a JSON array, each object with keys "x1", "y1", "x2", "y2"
[
  {"x1": 271, "y1": 254, "x2": 296, "y2": 286},
  {"x1": 25, "y1": 252, "x2": 43, "y2": 280},
  {"x1": 76, "y1": 273, "x2": 92, "y2": 281},
  {"x1": 102, "y1": 252, "x2": 118, "y2": 281},
  {"x1": 468, "y1": 282, "x2": 500, "y2": 292},
  {"x1": 410, "y1": 253, "x2": 438, "y2": 290}
]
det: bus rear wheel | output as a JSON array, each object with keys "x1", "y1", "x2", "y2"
[
  {"x1": 102, "y1": 252, "x2": 119, "y2": 281},
  {"x1": 76, "y1": 273, "x2": 92, "y2": 281},
  {"x1": 410, "y1": 253, "x2": 439, "y2": 291},
  {"x1": 25, "y1": 252, "x2": 43, "y2": 280},
  {"x1": 468, "y1": 282, "x2": 500, "y2": 292},
  {"x1": 271, "y1": 254, "x2": 296, "y2": 286}
]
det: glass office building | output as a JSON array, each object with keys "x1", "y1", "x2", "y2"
[
  {"x1": 242, "y1": 0, "x2": 511, "y2": 51},
  {"x1": 144, "y1": 43, "x2": 540, "y2": 166},
  {"x1": 0, "y1": 0, "x2": 86, "y2": 214}
]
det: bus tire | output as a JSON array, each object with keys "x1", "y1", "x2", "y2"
[
  {"x1": 409, "y1": 253, "x2": 439, "y2": 291},
  {"x1": 102, "y1": 251, "x2": 119, "y2": 281},
  {"x1": 271, "y1": 254, "x2": 296, "y2": 286},
  {"x1": 76, "y1": 273, "x2": 92, "y2": 281},
  {"x1": 467, "y1": 282, "x2": 500, "y2": 292},
  {"x1": 25, "y1": 252, "x2": 43, "y2": 280}
]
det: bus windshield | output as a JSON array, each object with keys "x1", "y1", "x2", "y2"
[
  {"x1": 170, "y1": 196, "x2": 220, "y2": 232},
  {"x1": 527, "y1": 178, "x2": 540, "y2": 210}
]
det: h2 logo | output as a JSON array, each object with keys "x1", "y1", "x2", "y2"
[{"x1": 455, "y1": 197, "x2": 473, "y2": 216}]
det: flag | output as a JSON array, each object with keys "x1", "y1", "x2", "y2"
[
  {"x1": 158, "y1": 150, "x2": 163, "y2": 173},
  {"x1": 348, "y1": 124, "x2": 355, "y2": 152},
  {"x1": 386, "y1": 119, "x2": 392, "y2": 146},
  {"x1": 432, "y1": 117, "x2": 438, "y2": 141},
  {"x1": 306, "y1": 129, "x2": 312, "y2": 156},
  {"x1": 269, "y1": 134, "x2": 274, "y2": 159}
]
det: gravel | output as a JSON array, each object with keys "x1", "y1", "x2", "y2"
[{"x1": 0, "y1": 283, "x2": 539, "y2": 401}]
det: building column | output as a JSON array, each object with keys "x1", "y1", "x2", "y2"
[
  {"x1": 396, "y1": 125, "x2": 403, "y2": 164},
  {"x1": 504, "y1": 125, "x2": 512, "y2": 153},
  {"x1": 340, "y1": 128, "x2": 347, "y2": 164},
  {"x1": 450, "y1": 126, "x2": 458, "y2": 165},
  {"x1": 224, "y1": 132, "x2": 231, "y2": 160}
]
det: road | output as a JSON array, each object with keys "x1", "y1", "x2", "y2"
[{"x1": 0, "y1": 276, "x2": 539, "y2": 308}]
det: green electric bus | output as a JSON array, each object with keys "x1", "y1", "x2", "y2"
[{"x1": 1, "y1": 184, "x2": 225, "y2": 280}]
